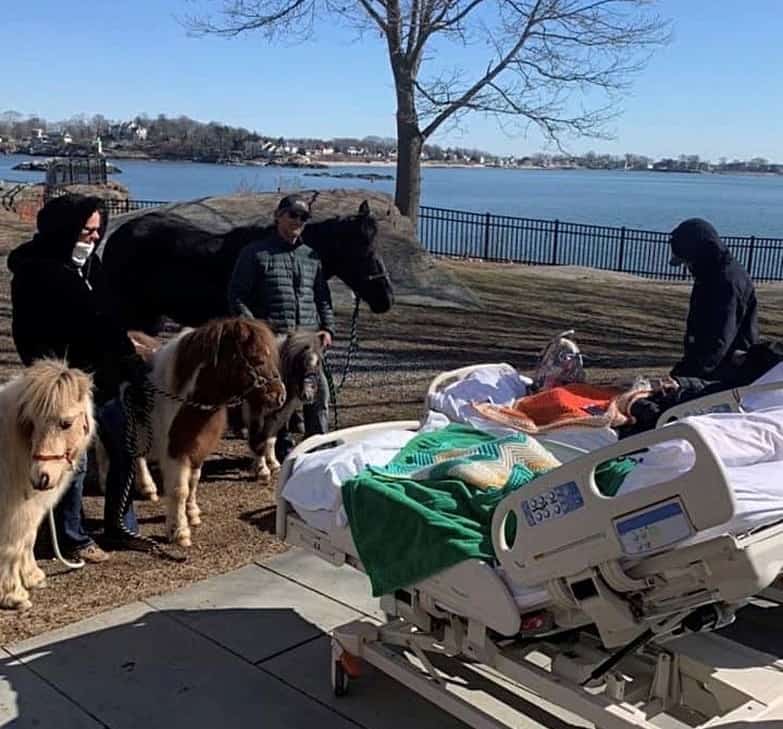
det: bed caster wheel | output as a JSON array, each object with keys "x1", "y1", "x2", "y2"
[{"x1": 332, "y1": 659, "x2": 350, "y2": 697}]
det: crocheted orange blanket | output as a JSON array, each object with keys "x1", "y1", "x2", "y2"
[{"x1": 473, "y1": 383, "x2": 649, "y2": 433}]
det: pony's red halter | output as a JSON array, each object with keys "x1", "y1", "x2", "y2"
[{"x1": 32, "y1": 451, "x2": 73, "y2": 466}]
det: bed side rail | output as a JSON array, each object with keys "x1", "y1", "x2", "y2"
[
  {"x1": 656, "y1": 380, "x2": 783, "y2": 426},
  {"x1": 275, "y1": 420, "x2": 421, "y2": 540},
  {"x1": 492, "y1": 422, "x2": 734, "y2": 587}
]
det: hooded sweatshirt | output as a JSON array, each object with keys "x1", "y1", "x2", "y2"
[
  {"x1": 8, "y1": 194, "x2": 137, "y2": 404},
  {"x1": 669, "y1": 218, "x2": 759, "y2": 380}
]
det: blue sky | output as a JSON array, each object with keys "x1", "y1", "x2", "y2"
[{"x1": 2, "y1": 0, "x2": 782, "y2": 161}]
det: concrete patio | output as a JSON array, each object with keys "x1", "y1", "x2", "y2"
[{"x1": 2, "y1": 549, "x2": 783, "y2": 729}]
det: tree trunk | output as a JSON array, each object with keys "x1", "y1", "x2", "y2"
[{"x1": 393, "y1": 84, "x2": 424, "y2": 225}]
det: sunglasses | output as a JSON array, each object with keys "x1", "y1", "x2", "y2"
[
  {"x1": 285, "y1": 210, "x2": 310, "y2": 222},
  {"x1": 80, "y1": 225, "x2": 101, "y2": 236}
]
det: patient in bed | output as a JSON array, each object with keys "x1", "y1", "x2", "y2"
[
  {"x1": 618, "y1": 340, "x2": 783, "y2": 438},
  {"x1": 436, "y1": 334, "x2": 783, "y2": 446}
]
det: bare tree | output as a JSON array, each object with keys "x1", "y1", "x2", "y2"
[{"x1": 184, "y1": 0, "x2": 670, "y2": 222}]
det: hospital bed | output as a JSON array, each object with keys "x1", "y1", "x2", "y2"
[
  {"x1": 274, "y1": 365, "x2": 783, "y2": 729},
  {"x1": 427, "y1": 362, "x2": 783, "y2": 603}
]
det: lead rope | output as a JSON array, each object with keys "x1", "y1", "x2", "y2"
[
  {"x1": 111, "y1": 356, "x2": 282, "y2": 560},
  {"x1": 323, "y1": 296, "x2": 361, "y2": 430},
  {"x1": 114, "y1": 377, "x2": 187, "y2": 561}
]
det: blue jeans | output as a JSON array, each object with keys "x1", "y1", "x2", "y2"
[
  {"x1": 53, "y1": 398, "x2": 138, "y2": 550},
  {"x1": 53, "y1": 455, "x2": 92, "y2": 552}
]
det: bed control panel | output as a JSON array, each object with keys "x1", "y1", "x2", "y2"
[
  {"x1": 521, "y1": 481, "x2": 584, "y2": 527},
  {"x1": 614, "y1": 499, "x2": 693, "y2": 556}
]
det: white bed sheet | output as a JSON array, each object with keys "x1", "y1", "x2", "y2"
[
  {"x1": 282, "y1": 427, "x2": 416, "y2": 529},
  {"x1": 741, "y1": 361, "x2": 783, "y2": 410}
]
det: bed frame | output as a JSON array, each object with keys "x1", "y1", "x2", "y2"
[
  {"x1": 276, "y1": 416, "x2": 783, "y2": 729},
  {"x1": 425, "y1": 363, "x2": 783, "y2": 603}
]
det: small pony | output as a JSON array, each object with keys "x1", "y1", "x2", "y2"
[
  {"x1": 135, "y1": 318, "x2": 285, "y2": 547},
  {"x1": 245, "y1": 330, "x2": 326, "y2": 483},
  {"x1": 0, "y1": 360, "x2": 95, "y2": 610}
]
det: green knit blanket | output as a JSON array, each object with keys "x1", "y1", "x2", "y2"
[{"x1": 341, "y1": 423, "x2": 634, "y2": 597}]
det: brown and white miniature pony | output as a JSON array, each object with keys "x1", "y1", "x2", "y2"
[
  {"x1": 245, "y1": 330, "x2": 325, "y2": 483},
  {"x1": 140, "y1": 318, "x2": 285, "y2": 547},
  {"x1": 0, "y1": 361, "x2": 95, "y2": 610}
]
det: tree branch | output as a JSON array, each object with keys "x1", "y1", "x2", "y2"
[
  {"x1": 184, "y1": 0, "x2": 313, "y2": 37},
  {"x1": 355, "y1": 0, "x2": 389, "y2": 33},
  {"x1": 421, "y1": 0, "x2": 544, "y2": 137},
  {"x1": 183, "y1": 0, "x2": 671, "y2": 218}
]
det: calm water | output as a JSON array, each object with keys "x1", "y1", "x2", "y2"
[{"x1": 2, "y1": 153, "x2": 782, "y2": 236}]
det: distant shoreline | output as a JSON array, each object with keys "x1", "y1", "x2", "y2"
[
  {"x1": 104, "y1": 158, "x2": 783, "y2": 176},
  {"x1": 4, "y1": 152, "x2": 782, "y2": 177}
]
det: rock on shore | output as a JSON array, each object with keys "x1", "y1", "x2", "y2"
[{"x1": 103, "y1": 189, "x2": 480, "y2": 310}]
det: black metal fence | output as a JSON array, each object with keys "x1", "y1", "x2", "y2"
[
  {"x1": 418, "y1": 205, "x2": 783, "y2": 282},
  {"x1": 93, "y1": 197, "x2": 783, "y2": 282},
  {"x1": 102, "y1": 198, "x2": 170, "y2": 215}
]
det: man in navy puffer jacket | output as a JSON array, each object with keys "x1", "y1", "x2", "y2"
[{"x1": 228, "y1": 194, "x2": 335, "y2": 448}]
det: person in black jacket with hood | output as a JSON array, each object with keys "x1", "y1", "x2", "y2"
[
  {"x1": 8, "y1": 194, "x2": 145, "y2": 561},
  {"x1": 668, "y1": 217, "x2": 759, "y2": 381}
]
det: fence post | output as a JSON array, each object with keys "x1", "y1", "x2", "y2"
[
  {"x1": 483, "y1": 212, "x2": 491, "y2": 260},
  {"x1": 617, "y1": 227, "x2": 626, "y2": 271},
  {"x1": 551, "y1": 220, "x2": 560, "y2": 265},
  {"x1": 747, "y1": 236, "x2": 756, "y2": 278}
]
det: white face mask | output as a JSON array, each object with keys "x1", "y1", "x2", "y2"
[{"x1": 72, "y1": 241, "x2": 95, "y2": 268}]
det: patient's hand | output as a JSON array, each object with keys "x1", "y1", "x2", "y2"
[
  {"x1": 616, "y1": 375, "x2": 680, "y2": 394},
  {"x1": 649, "y1": 376, "x2": 680, "y2": 394}
]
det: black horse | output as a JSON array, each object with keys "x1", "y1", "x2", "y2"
[{"x1": 101, "y1": 200, "x2": 394, "y2": 334}]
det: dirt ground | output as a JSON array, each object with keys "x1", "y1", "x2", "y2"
[{"x1": 1, "y1": 212, "x2": 783, "y2": 644}]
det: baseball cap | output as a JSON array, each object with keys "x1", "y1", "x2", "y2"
[{"x1": 276, "y1": 194, "x2": 311, "y2": 219}]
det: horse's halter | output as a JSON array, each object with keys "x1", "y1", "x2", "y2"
[
  {"x1": 161, "y1": 347, "x2": 284, "y2": 412},
  {"x1": 229, "y1": 349, "x2": 285, "y2": 409},
  {"x1": 348, "y1": 257, "x2": 390, "y2": 295},
  {"x1": 30, "y1": 413, "x2": 89, "y2": 469},
  {"x1": 32, "y1": 451, "x2": 74, "y2": 466},
  {"x1": 364, "y1": 262, "x2": 391, "y2": 283}
]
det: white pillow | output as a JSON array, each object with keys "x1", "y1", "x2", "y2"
[
  {"x1": 429, "y1": 364, "x2": 528, "y2": 422},
  {"x1": 281, "y1": 429, "x2": 415, "y2": 514}
]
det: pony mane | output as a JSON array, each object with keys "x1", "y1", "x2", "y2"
[
  {"x1": 15, "y1": 360, "x2": 93, "y2": 425},
  {"x1": 173, "y1": 318, "x2": 279, "y2": 393},
  {"x1": 280, "y1": 330, "x2": 322, "y2": 371}
]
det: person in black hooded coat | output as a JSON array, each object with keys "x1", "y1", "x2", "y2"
[
  {"x1": 8, "y1": 194, "x2": 145, "y2": 560},
  {"x1": 668, "y1": 217, "x2": 759, "y2": 381}
]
